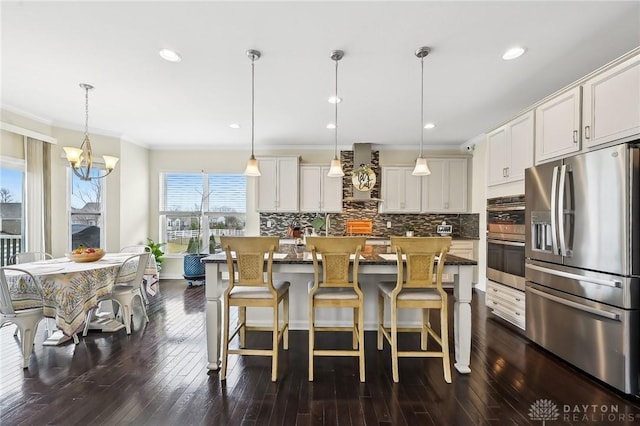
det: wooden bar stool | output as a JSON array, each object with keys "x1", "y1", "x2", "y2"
[
  {"x1": 377, "y1": 236, "x2": 452, "y2": 383},
  {"x1": 220, "y1": 236, "x2": 290, "y2": 382},
  {"x1": 306, "y1": 236, "x2": 366, "y2": 382}
]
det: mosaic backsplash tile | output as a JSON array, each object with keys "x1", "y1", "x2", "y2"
[{"x1": 260, "y1": 149, "x2": 479, "y2": 239}]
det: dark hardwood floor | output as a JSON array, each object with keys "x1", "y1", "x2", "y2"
[{"x1": 1, "y1": 280, "x2": 639, "y2": 425}]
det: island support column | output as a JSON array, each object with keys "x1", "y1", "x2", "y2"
[
  {"x1": 453, "y1": 265, "x2": 473, "y2": 373},
  {"x1": 205, "y1": 262, "x2": 223, "y2": 370}
]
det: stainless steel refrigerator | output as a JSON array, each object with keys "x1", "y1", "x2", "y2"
[{"x1": 525, "y1": 142, "x2": 639, "y2": 397}]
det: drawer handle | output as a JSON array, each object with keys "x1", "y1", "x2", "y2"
[
  {"x1": 492, "y1": 288, "x2": 498, "y2": 292},
  {"x1": 515, "y1": 312, "x2": 521, "y2": 316},
  {"x1": 515, "y1": 298, "x2": 521, "y2": 302},
  {"x1": 492, "y1": 301, "x2": 498, "y2": 305}
]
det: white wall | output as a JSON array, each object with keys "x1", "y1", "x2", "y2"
[{"x1": 119, "y1": 140, "x2": 150, "y2": 248}]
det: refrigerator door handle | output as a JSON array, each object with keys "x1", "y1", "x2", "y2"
[
  {"x1": 528, "y1": 286, "x2": 620, "y2": 321},
  {"x1": 526, "y1": 263, "x2": 622, "y2": 288},
  {"x1": 558, "y1": 164, "x2": 568, "y2": 256},
  {"x1": 550, "y1": 165, "x2": 559, "y2": 255}
]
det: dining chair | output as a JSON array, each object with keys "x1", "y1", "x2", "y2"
[
  {"x1": 82, "y1": 252, "x2": 150, "y2": 336},
  {"x1": 377, "y1": 236, "x2": 452, "y2": 383},
  {"x1": 0, "y1": 267, "x2": 45, "y2": 368},
  {"x1": 9, "y1": 252, "x2": 54, "y2": 339},
  {"x1": 120, "y1": 245, "x2": 152, "y2": 303},
  {"x1": 9, "y1": 252, "x2": 53, "y2": 265},
  {"x1": 219, "y1": 236, "x2": 289, "y2": 382},
  {"x1": 306, "y1": 236, "x2": 367, "y2": 382}
]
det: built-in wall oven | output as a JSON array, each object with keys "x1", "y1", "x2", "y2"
[{"x1": 487, "y1": 195, "x2": 525, "y2": 291}]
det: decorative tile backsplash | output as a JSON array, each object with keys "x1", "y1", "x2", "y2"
[{"x1": 260, "y1": 149, "x2": 479, "y2": 239}]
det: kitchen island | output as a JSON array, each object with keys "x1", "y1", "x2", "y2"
[{"x1": 202, "y1": 243, "x2": 477, "y2": 375}]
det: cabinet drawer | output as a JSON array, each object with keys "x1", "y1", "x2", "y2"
[{"x1": 486, "y1": 281, "x2": 526, "y2": 329}]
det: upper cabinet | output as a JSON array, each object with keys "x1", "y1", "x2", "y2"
[
  {"x1": 535, "y1": 87, "x2": 582, "y2": 163},
  {"x1": 379, "y1": 160, "x2": 469, "y2": 214},
  {"x1": 421, "y1": 158, "x2": 468, "y2": 212},
  {"x1": 379, "y1": 167, "x2": 421, "y2": 213},
  {"x1": 256, "y1": 157, "x2": 299, "y2": 212},
  {"x1": 582, "y1": 54, "x2": 640, "y2": 149},
  {"x1": 299, "y1": 165, "x2": 342, "y2": 213},
  {"x1": 487, "y1": 111, "x2": 534, "y2": 186}
]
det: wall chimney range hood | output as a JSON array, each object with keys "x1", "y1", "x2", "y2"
[{"x1": 345, "y1": 143, "x2": 384, "y2": 203}]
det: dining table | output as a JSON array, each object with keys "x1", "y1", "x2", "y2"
[
  {"x1": 5, "y1": 252, "x2": 158, "y2": 345},
  {"x1": 202, "y1": 243, "x2": 477, "y2": 375}
]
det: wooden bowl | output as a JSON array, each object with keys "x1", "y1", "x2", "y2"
[{"x1": 66, "y1": 251, "x2": 105, "y2": 263}]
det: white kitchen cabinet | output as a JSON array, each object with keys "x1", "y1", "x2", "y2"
[
  {"x1": 582, "y1": 54, "x2": 640, "y2": 148},
  {"x1": 421, "y1": 158, "x2": 468, "y2": 212},
  {"x1": 379, "y1": 167, "x2": 421, "y2": 213},
  {"x1": 486, "y1": 280, "x2": 525, "y2": 330},
  {"x1": 299, "y1": 165, "x2": 342, "y2": 213},
  {"x1": 256, "y1": 157, "x2": 299, "y2": 212},
  {"x1": 487, "y1": 111, "x2": 534, "y2": 186},
  {"x1": 535, "y1": 86, "x2": 582, "y2": 163}
]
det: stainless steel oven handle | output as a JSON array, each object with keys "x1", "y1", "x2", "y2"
[
  {"x1": 487, "y1": 205, "x2": 525, "y2": 212},
  {"x1": 527, "y1": 286, "x2": 620, "y2": 321},
  {"x1": 550, "y1": 166, "x2": 559, "y2": 255},
  {"x1": 558, "y1": 164, "x2": 568, "y2": 256},
  {"x1": 526, "y1": 263, "x2": 622, "y2": 288},
  {"x1": 487, "y1": 239, "x2": 525, "y2": 247}
]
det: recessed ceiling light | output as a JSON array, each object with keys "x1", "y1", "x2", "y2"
[
  {"x1": 159, "y1": 48, "x2": 182, "y2": 63},
  {"x1": 229, "y1": 123, "x2": 240, "y2": 129},
  {"x1": 326, "y1": 123, "x2": 336, "y2": 129},
  {"x1": 328, "y1": 96, "x2": 342, "y2": 104},
  {"x1": 502, "y1": 46, "x2": 526, "y2": 60},
  {"x1": 424, "y1": 123, "x2": 436, "y2": 129}
]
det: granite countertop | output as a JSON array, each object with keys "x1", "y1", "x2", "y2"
[{"x1": 203, "y1": 243, "x2": 477, "y2": 266}]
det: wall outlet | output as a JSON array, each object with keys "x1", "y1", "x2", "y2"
[
  {"x1": 267, "y1": 220, "x2": 273, "y2": 228},
  {"x1": 386, "y1": 221, "x2": 392, "y2": 228}
]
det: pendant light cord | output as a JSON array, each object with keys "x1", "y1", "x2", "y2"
[
  {"x1": 251, "y1": 56, "x2": 255, "y2": 159},
  {"x1": 419, "y1": 55, "x2": 424, "y2": 158},
  {"x1": 334, "y1": 58, "x2": 339, "y2": 160}
]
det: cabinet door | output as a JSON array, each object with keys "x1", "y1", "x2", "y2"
[
  {"x1": 487, "y1": 126, "x2": 508, "y2": 186},
  {"x1": 276, "y1": 157, "x2": 299, "y2": 212},
  {"x1": 422, "y1": 159, "x2": 445, "y2": 211},
  {"x1": 582, "y1": 54, "x2": 640, "y2": 148},
  {"x1": 422, "y1": 159, "x2": 468, "y2": 212},
  {"x1": 535, "y1": 87, "x2": 581, "y2": 163},
  {"x1": 321, "y1": 166, "x2": 343, "y2": 213},
  {"x1": 507, "y1": 111, "x2": 534, "y2": 182},
  {"x1": 299, "y1": 166, "x2": 321, "y2": 212},
  {"x1": 256, "y1": 158, "x2": 278, "y2": 211},
  {"x1": 445, "y1": 158, "x2": 468, "y2": 212},
  {"x1": 380, "y1": 167, "x2": 420, "y2": 213}
]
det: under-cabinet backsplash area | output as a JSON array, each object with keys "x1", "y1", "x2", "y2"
[{"x1": 260, "y1": 212, "x2": 479, "y2": 239}]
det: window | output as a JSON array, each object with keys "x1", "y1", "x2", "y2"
[
  {"x1": 0, "y1": 158, "x2": 24, "y2": 266},
  {"x1": 160, "y1": 172, "x2": 246, "y2": 254},
  {"x1": 69, "y1": 169, "x2": 105, "y2": 250}
]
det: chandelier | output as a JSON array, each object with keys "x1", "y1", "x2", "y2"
[{"x1": 63, "y1": 84, "x2": 119, "y2": 181}]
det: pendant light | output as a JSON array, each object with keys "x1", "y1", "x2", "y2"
[
  {"x1": 243, "y1": 49, "x2": 261, "y2": 176},
  {"x1": 412, "y1": 47, "x2": 432, "y2": 176},
  {"x1": 63, "y1": 84, "x2": 119, "y2": 181},
  {"x1": 327, "y1": 50, "x2": 345, "y2": 177}
]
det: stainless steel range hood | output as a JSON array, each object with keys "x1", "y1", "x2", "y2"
[{"x1": 345, "y1": 143, "x2": 383, "y2": 203}]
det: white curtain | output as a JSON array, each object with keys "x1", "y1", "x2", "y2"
[{"x1": 24, "y1": 137, "x2": 50, "y2": 253}]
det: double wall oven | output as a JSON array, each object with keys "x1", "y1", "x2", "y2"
[{"x1": 487, "y1": 195, "x2": 525, "y2": 291}]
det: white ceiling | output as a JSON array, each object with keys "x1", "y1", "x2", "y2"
[{"x1": 2, "y1": 1, "x2": 639, "y2": 151}]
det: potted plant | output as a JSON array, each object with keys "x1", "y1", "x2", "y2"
[
  {"x1": 146, "y1": 238, "x2": 166, "y2": 272},
  {"x1": 404, "y1": 223, "x2": 414, "y2": 237}
]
